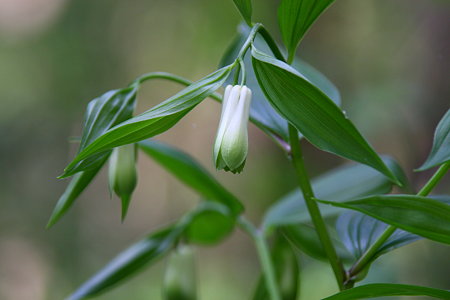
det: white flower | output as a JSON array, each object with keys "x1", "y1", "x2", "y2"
[{"x1": 214, "y1": 85, "x2": 252, "y2": 173}]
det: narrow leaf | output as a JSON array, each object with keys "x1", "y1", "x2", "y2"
[
  {"x1": 281, "y1": 224, "x2": 326, "y2": 260},
  {"x1": 418, "y1": 109, "x2": 450, "y2": 170},
  {"x1": 263, "y1": 157, "x2": 400, "y2": 230},
  {"x1": 323, "y1": 283, "x2": 450, "y2": 300},
  {"x1": 278, "y1": 0, "x2": 335, "y2": 59},
  {"x1": 68, "y1": 225, "x2": 182, "y2": 300},
  {"x1": 79, "y1": 87, "x2": 138, "y2": 151},
  {"x1": 336, "y1": 211, "x2": 420, "y2": 260},
  {"x1": 138, "y1": 140, "x2": 243, "y2": 215},
  {"x1": 67, "y1": 203, "x2": 235, "y2": 299},
  {"x1": 48, "y1": 155, "x2": 108, "y2": 228},
  {"x1": 62, "y1": 65, "x2": 233, "y2": 177},
  {"x1": 232, "y1": 0, "x2": 252, "y2": 25},
  {"x1": 251, "y1": 47, "x2": 398, "y2": 184},
  {"x1": 63, "y1": 87, "x2": 138, "y2": 177},
  {"x1": 281, "y1": 224, "x2": 350, "y2": 261},
  {"x1": 317, "y1": 195, "x2": 450, "y2": 245}
]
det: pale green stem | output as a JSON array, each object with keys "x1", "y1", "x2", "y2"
[
  {"x1": 348, "y1": 162, "x2": 450, "y2": 281},
  {"x1": 238, "y1": 217, "x2": 281, "y2": 300}
]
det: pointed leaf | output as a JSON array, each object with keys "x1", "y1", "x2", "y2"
[
  {"x1": 281, "y1": 224, "x2": 326, "y2": 260},
  {"x1": 64, "y1": 87, "x2": 138, "y2": 177},
  {"x1": 317, "y1": 195, "x2": 450, "y2": 245},
  {"x1": 278, "y1": 0, "x2": 335, "y2": 59},
  {"x1": 336, "y1": 211, "x2": 420, "y2": 260},
  {"x1": 232, "y1": 0, "x2": 252, "y2": 25},
  {"x1": 67, "y1": 203, "x2": 226, "y2": 300},
  {"x1": 263, "y1": 157, "x2": 401, "y2": 230},
  {"x1": 68, "y1": 225, "x2": 183, "y2": 300},
  {"x1": 251, "y1": 47, "x2": 398, "y2": 184},
  {"x1": 418, "y1": 109, "x2": 450, "y2": 170},
  {"x1": 48, "y1": 155, "x2": 109, "y2": 228},
  {"x1": 62, "y1": 65, "x2": 233, "y2": 177},
  {"x1": 323, "y1": 284, "x2": 450, "y2": 300},
  {"x1": 138, "y1": 140, "x2": 243, "y2": 215}
]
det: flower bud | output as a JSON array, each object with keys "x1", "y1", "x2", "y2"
[
  {"x1": 163, "y1": 245, "x2": 197, "y2": 300},
  {"x1": 214, "y1": 85, "x2": 252, "y2": 173},
  {"x1": 108, "y1": 143, "x2": 137, "y2": 220}
]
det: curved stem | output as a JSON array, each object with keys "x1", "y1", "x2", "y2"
[
  {"x1": 237, "y1": 23, "x2": 262, "y2": 59},
  {"x1": 134, "y1": 72, "x2": 193, "y2": 87},
  {"x1": 238, "y1": 217, "x2": 281, "y2": 300},
  {"x1": 347, "y1": 162, "x2": 450, "y2": 282},
  {"x1": 288, "y1": 125, "x2": 345, "y2": 290}
]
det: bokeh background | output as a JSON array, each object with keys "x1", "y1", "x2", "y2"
[{"x1": 0, "y1": 0, "x2": 449, "y2": 299}]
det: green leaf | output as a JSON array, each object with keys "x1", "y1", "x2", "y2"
[
  {"x1": 67, "y1": 203, "x2": 227, "y2": 299},
  {"x1": 47, "y1": 155, "x2": 109, "y2": 228},
  {"x1": 68, "y1": 225, "x2": 183, "y2": 300},
  {"x1": 251, "y1": 47, "x2": 398, "y2": 184},
  {"x1": 418, "y1": 109, "x2": 450, "y2": 170},
  {"x1": 316, "y1": 195, "x2": 450, "y2": 245},
  {"x1": 221, "y1": 24, "x2": 341, "y2": 145},
  {"x1": 79, "y1": 87, "x2": 138, "y2": 152},
  {"x1": 263, "y1": 157, "x2": 400, "y2": 230},
  {"x1": 323, "y1": 284, "x2": 450, "y2": 300},
  {"x1": 62, "y1": 65, "x2": 233, "y2": 177},
  {"x1": 138, "y1": 140, "x2": 243, "y2": 215},
  {"x1": 281, "y1": 224, "x2": 351, "y2": 261},
  {"x1": 336, "y1": 211, "x2": 420, "y2": 260},
  {"x1": 63, "y1": 87, "x2": 138, "y2": 177},
  {"x1": 278, "y1": 0, "x2": 335, "y2": 60},
  {"x1": 281, "y1": 224, "x2": 326, "y2": 260},
  {"x1": 252, "y1": 234, "x2": 300, "y2": 300},
  {"x1": 232, "y1": 0, "x2": 252, "y2": 25},
  {"x1": 185, "y1": 202, "x2": 235, "y2": 245}
]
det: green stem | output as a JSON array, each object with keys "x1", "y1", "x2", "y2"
[
  {"x1": 288, "y1": 125, "x2": 345, "y2": 290},
  {"x1": 135, "y1": 72, "x2": 193, "y2": 86},
  {"x1": 348, "y1": 162, "x2": 450, "y2": 281},
  {"x1": 238, "y1": 217, "x2": 281, "y2": 300},
  {"x1": 233, "y1": 62, "x2": 241, "y2": 85},
  {"x1": 239, "y1": 59, "x2": 246, "y2": 85},
  {"x1": 237, "y1": 23, "x2": 262, "y2": 59},
  {"x1": 417, "y1": 162, "x2": 450, "y2": 197}
]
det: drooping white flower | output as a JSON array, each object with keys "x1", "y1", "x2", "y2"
[{"x1": 214, "y1": 85, "x2": 252, "y2": 173}]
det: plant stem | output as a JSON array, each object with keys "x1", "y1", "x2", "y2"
[
  {"x1": 288, "y1": 124, "x2": 345, "y2": 290},
  {"x1": 348, "y1": 162, "x2": 450, "y2": 280},
  {"x1": 238, "y1": 217, "x2": 281, "y2": 300},
  {"x1": 237, "y1": 23, "x2": 262, "y2": 59},
  {"x1": 416, "y1": 162, "x2": 450, "y2": 197}
]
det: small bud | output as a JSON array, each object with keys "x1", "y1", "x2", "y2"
[
  {"x1": 163, "y1": 246, "x2": 197, "y2": 300},
  {"x1": 214, "y1": 85, "x2": 252, "y2": 173},
  {"x1": 108, "y1": 143, "x2": 137, "y2": 220}
]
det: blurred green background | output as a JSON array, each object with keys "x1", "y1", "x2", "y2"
[{"x1": 0, "y1": 0, "x2": 449, "y2": 299}]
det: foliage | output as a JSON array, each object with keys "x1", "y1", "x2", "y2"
[{"x1": 50, "y1": 0, "x2": 450, "y2": 299}]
